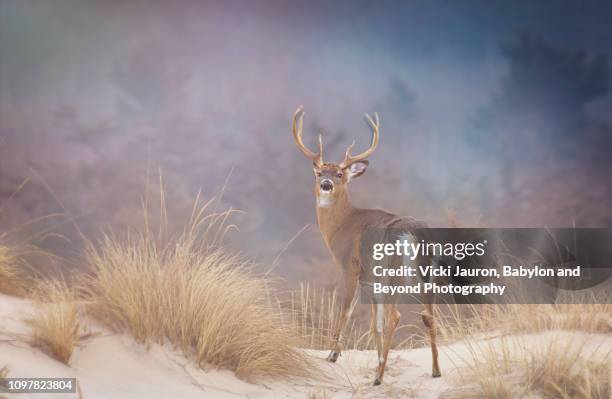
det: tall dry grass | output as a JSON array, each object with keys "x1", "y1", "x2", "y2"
[
  {"x1": 282, "y1": 283, "x2": 440, "y2": 351},
  {"x1": 80, "y1": 194, "x2": 316, "y2": 381},
  {"x1": 0, "y1": 244, "x2": 27, "y2": 297},
  {"x1": 281, "y1": 283, "x2": 372, "y2": 350},
  {"x1": 307, "y1": 389, "x2": 331, "y2": 399},
  {"x1": 24, "y1": 280, "x2": 83, "y2": 364},
  {"x1": 438, "y1": 301, "x2": 612, "y2": 398},
  {"x1": 438, "y1": 302, "x2": 612, "y2": 344},
  {"x1": 442, "y1": 333, "x2": 610, "y2": 399}
]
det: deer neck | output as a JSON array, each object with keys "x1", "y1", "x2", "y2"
[{"x1": 316, "y1": 190, "x2": 354, "y2": 246}]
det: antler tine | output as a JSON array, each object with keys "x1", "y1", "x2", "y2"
[
  {"x1": 340, "y1": 112, "x2": 380, "y2": 168},
  {"x1": 292, "y1": 106, "x2": 323, "y2": 165}
]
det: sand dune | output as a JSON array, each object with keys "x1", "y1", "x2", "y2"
[{"x1": 1, "y1": 294, "x2": 610, "y2": 398}]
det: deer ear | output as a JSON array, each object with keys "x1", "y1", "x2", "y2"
[{"x1": 347, "y1": 161, "x2": 369, "y2": 179}]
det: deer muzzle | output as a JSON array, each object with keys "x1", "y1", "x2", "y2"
[{"x1": 320, "y1": 179, "x2": 333, "y2": 193}]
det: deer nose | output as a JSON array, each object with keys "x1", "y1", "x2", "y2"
[{"x1": 320, "y1": 179, "x2": 333, "y2": 193}]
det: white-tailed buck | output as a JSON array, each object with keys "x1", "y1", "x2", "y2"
[{"x1": 291, "y1": 106, "x2": 441, "y2": 385}]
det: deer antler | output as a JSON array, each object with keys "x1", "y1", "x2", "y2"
[
  {"x1": 340, "y1": 112, "x2": 379, "y2": 168},
  {"x1": 292, "y1": 106, "x2": 323, "y2": 166}
]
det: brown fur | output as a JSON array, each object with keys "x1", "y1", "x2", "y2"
[{"x1": 292, "y1": 106, "x2": 441, "y2": 384}]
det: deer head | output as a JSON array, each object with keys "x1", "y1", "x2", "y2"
[{"x1": 292, "y1": 106, "x2": 379, "y2": 208}]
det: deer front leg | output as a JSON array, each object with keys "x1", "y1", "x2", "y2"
[
  {"x1": 374, "y1": 305, "x2": 400, "y2": 385},
  {"x1": 327, "y1": 273, "x2": 359, "y2": 362}
]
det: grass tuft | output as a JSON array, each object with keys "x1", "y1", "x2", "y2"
[
  {"x1": 438, "y1": 302, "x2": 612, "y2": 344},
  {"x1": 307, "y1": 389, "x2": 331, "y2": 399},
  {"x1": 281, "y1": 283, "x2": 373, "y2": 350},
  {"x1": 80, "y1": 196, "x2": 316, "y2": 381},
  {"x1": 439, "y1": 301, "x2": 612, "y2": 399},
  {"x1": 442, "y1": 334, "x2": 610, "y2": 399},
  {"x1": 24, "y1": 280, "x2": 82, "y2": 365},
  {"x1": 282, "y1": 283, "x2": 430, "y2": 351},
  {"x1": 0, "y1": 244, "x2": 27, "y2": 297}
]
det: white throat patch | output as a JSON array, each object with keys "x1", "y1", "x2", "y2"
[{"x1": 317, "y1": 193, "x2": 334, "y2": 208}]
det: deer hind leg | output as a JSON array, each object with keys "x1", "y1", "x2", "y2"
[
  {"x1": 422, "y1": 302, "x2": 441, "y2": 378},
  {"x1": 371, "y1": 301, "x2": 384, "y2": 378},
  {"x1": 327, "y1": 275, "x2": 359, "y2": 362},
  {"x1": 374, "y1": 304, "x2": 400, "y2": 386}
]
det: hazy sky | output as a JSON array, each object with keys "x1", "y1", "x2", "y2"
[
  {"x1": 2, "y1": 1, "x2": 610, "y2": 122},
  {"x1": 1, "y1": 1, "x2": 611, "y2": 280}
]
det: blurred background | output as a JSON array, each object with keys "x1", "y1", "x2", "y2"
[{"x1": 1, "y1": 0, "x2": 611, "y2": 286}]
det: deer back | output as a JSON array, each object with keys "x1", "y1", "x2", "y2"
[{"x1": 327, "y1": 208, "x2": 430, "y2": 284}]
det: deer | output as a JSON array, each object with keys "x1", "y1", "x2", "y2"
[{"x1": 291, "y1": 106, "x2": 441, "y2": 385}]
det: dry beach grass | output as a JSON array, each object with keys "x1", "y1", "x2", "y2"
[
  {"x1": 438, "y1": 303, "x2": 612, "y2": 398},
  {"x1": 24, "y1": 280, "x2": 83, "y2": 365},
  {"x1": 0, "y1": 244, "x2": 27, "y2": 297},
  {"x1": 79, "y1": 195, "x2": 316, "y2": 381}
]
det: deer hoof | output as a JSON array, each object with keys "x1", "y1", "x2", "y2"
[
  {"x1": 373, "y1": 378, "x2": 382, "y2": 386},
  {"x1": 326, "y1": 351, "x2": 339, "y2": 362},
  {"x1": 432, "y1": 370, "x2": 441, "y2": 378}
]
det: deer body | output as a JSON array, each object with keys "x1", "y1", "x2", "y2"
[{"x1": 292, "y1": 106, "x2": 441, "y2": 385}]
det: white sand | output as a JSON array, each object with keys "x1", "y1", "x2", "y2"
[{"x1": 1, "y1": 294, "x2": 610, "y2": 399}]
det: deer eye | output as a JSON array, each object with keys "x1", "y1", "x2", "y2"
[
  {"x1": 316, "y1": 172, "x2": 322, "y2": 177},
  {"x1": 336, "y1": 172, "x2": 343, "y2": 178}
]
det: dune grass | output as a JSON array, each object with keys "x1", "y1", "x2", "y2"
[
  {"x1": 282, "y1": 283, "x2": 431, "y2": 351},
  {"x1": 441, "y1": 333, "x2": 610, "y2": 399},
  {"x1": 286, "y1": 287, "x2": 609, "y2": 396},
  {"x1": 80, "y1": 195, "x2": 316, "y2": 381},
  {"x1": 281, "y1": 283, "x2": 374, "y2": 350},
  {"x1": 0, "y1": 244, "x2": 27, "y2": 297},
  {"x1": 307, "y1": 389, "x2": 331, "y2": 399},
  {"x1": 437, "y1": 302, "x2": 612, "y2": 344},
  {"x1": 438, "y1": 301, "x2": 611, "y2": 399},
  {"x1": 24, "y1": 280, "x2": 82, "y2": 365}
]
